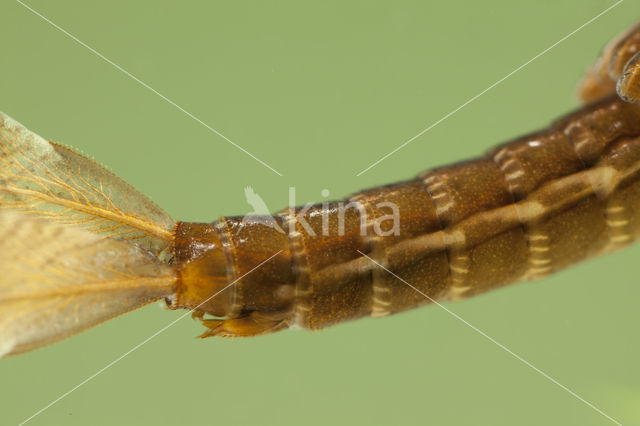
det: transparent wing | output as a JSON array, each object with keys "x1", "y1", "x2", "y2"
[
  {"x1": 0, "y1": 112, "x2": 174, "y2": 257},
  {"x1": 0, "y1": 212, "x2": 176, "y2": 357}
]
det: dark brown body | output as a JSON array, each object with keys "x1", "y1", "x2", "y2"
[
  {"x1": 6, "y1": 21, "x2": 640, "y2": 359},
  {"x1": 171, "y1": 94, "x2": 640, "y2": 337}
]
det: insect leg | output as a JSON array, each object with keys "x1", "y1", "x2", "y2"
[
  {"x1": 198, "y1": 311, "x2": 290, "y2": 338},
  {"x1": 578, "y1": 23, "x2": 640, "y2": 104}
]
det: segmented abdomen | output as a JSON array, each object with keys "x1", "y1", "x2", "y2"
[{"x1": 207, "y1": 94, "x2": 640, "y2": 331}]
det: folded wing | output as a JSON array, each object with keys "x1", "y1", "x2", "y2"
[
  {"x1": 0, "y1": 112, "x2": 174, "y2": 258},
  {"x1": 0, "y1": 212, "x2": 176, "y2": 357}
]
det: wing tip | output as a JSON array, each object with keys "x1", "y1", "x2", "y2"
[
  {"x1": 0, "y1": 336, "x2": 17, "y2": 359},
  {"x1": 0, "y1": 111, "x2": 40, "y2": 144},
  {"x1": 0, "y1": 111, "x2": 17, "y2": 129}
]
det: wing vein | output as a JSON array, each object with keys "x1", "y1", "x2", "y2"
[{"x1": 0, "y1": 186, "x2": 173, "y2": 241}]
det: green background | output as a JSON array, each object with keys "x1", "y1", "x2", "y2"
[{"x1": 1, "y1": 1, "x2": 639, "y2": 425}]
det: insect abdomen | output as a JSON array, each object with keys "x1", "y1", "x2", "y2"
[
  {"x1": 296, "y1": 94, "x2": 640, "y2": 328},
  {"x1": 174, "y1": 95, "x2": 640, "y2": 335}
]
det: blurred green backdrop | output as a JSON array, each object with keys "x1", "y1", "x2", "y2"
[{"x1": 1, "y1": 1, "x2": 639, "y2": 425}]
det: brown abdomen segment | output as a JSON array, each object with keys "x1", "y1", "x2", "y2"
[{"x1": 173, "y1": 95, "x2": 640, "y2": 336}]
